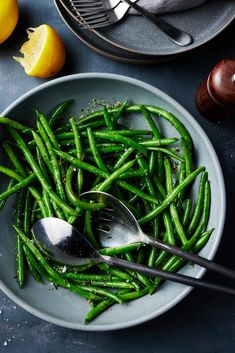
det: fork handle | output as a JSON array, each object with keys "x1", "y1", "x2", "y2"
[
  {"x1": 121, "y1": 0, "x2": 193, "y2": 47},
  {"x1": 147, "y1": 236, "x2": 235, "y2": 281},
  {"x1": 103, "y1": 256, "x2": 235, "y2": 296}
]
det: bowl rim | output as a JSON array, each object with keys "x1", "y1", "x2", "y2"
[{"x1": 0, "y1": 73, "x2": 226, "y2": 331}]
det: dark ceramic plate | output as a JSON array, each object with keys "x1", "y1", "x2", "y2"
[
  {"x1": 95, "y1": 0, "x2": 235, "y2": 56},
  {"x1": 54, "y1": 0, "x2": 178, "y2": 63},
  {"x1": 55, "y1": 0, "x2": 235, "y2": 61}
]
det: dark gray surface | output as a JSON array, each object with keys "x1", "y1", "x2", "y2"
[{"x1": 0, "y1": 0, "x2": 235, "y2": 352}]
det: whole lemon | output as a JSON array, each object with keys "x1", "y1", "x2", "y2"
[{"x1": 0, "y1": 0, "x2": 19, "y2": 44}]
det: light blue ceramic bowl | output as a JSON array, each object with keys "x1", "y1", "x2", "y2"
[{"x1": 0, "y1": 73, "x2": 226, "y2": 331}]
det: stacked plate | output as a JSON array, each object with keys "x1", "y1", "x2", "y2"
[{"x1": 54, "y1": 0, "x2": 235, "y2": 63}]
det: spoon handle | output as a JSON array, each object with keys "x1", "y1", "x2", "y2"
[
  {"x1": 147, "y1": 236, "x2": 235, "y2": 280},
  {"x1": 103, "y1": 256, "x2": 235, "y2": 296}
]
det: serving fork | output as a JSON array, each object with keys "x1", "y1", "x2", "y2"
[{"x1": 59, "y1": 0, "x2": 193, "y2": 46}]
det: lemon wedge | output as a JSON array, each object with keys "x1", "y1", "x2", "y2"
[
  {"x1": 0, "y1": 0, "x2": 19, "y2": 44},
  {"x1": 14, "y1": 24, "x2": 66, "y2": 78}
]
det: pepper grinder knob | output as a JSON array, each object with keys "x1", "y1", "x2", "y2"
[{"x1": 195, "y1": 59, "x2": 235, "y2": 121}]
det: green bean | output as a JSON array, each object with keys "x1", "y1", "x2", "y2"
[
  {"x1": 15, "y1": 189, "x2": 26, "y2": 287},
  {"x1": 63, "y1": 273, "x2": 114, "y2": 281},
  {"x1": 98, "y1": 263, "x2": 133, "y2": 282},
  {"x1": 85, "y1": 299, "x2": 113, "y2": 323},
  {"x1": 190, "y1": 180, "x2": 211, "y2": 238},
  {"x1": 78, "y1": 285, "x2": 122, "y2": 303},
  {"x1": 48, "y1": 99, "x2": 74, "y2": 127},
  {"x1": 166, "y1": 229, "x2": 214, "y2": 275},
  {"x1": 36, "y1": 123, "x2": 66, "y2": 203},
  {"x1": 70, "y1": 117, "x2": 83, "y2": 193},
  {"x1": 142, "y1": 102, "x2": 166, "y2": 176},
  {"x1": 87, "y1": 127, "x2": 107, "y2": 171},
  {"x1": 84, "y1": 210, "x2": 100, "y2": 249},
  {"x1": 23, "y1": 190, "x2": 32, "y2": 235},
  {"x1": 103, "y1": 106, "x2": 114, "y2": 130},
  {"x1": 140, "y1": 105, "x2": 161, "y2": 140},
  {"x1": 147, "y1": 147, "x2": 184, "y2": 162},
  {"x1": 96, "y1": 160, "x2": 135, "y2": 191},
  {"x1": 0, "y1": 172, "x2": 36, "y2": 202},
  {"x1": 181, "y1": 138, "x2": 193, "y2": 176},
  {"x1": 8, "y1": 128, "x2": 77, "y2": 216},
  {"x1": 60, "y1": 137, "x2": 179, "y2": 149},
  {"x1": 124, "y1": 252, "x2": 152, "y2": 287},
  {"x1": 163, "y1": 211, "x2": 175, "y2": 245},
  {"x1": 0, "y1": 179, "x2": 16, "y2": 210},
  {"x1": 112, "y1": 100, "x2": 129, "y2": 125},
  {"x1": 137, "y1": 156, "x2": 160, "y2": 266},
  {"x1": 85, "y1": 145, "x2": 126, "y2": 155},
  {"x1": 139, "y1": 166, "x2": 205, "y2": 224},
  {"x1": 120, "y1": 287, "x2": 149, "y2": 301},
  {"x1": 176, "y1": 162, "x2": 186, "y2": 209},
  {"x1": 158, "y1": 185, "x2": 211, "y2": 275},
  {"x1": 99, "y1": 243, "x2": 143, "y2": 256},
  {"x1": 65, "y1": 166, "x2": 104, "y2": 210},
  {"x1": 140, "y1": 138, "x2": 178, "y2": 147},
  {"x1": 0, "y1": 116, "x2": 32, "y2": 133},
  {"x1": 78, "y1": 119, "x2": 106, "y2": 131},
  {"x1": 86, "y1": 286, "x2": 146, "y2": 323},
  {"x1": 192, "y1": 228, "x2": 214, "y2": 253},
  {"x1": 32, "y1": 130, "x2": 54, "y2": 176},
  {"x1": 80, "y1": 281, "x2": 134, "y2": 289},
  {"x1": 43, "y1": 190, "x2": 54, "y2": 217},
  {"x1": 56, "y1": 129, "x2": 152, "y2": 140},
  {"x1": 182, "y1": 199, "x2": 192, "y2": 228},
  {"x1": 149, "y1": 151, "x2": 157, "y2": 175},
  {"x1": 23, "y1": 245, "x2": 43, "y2": 283},
  {"x1": 187, "y1": 172, "x2": 208, "y2": 235},
  {"x1": 164, "y1": 158, "x2": 187, "y2": 245},
  {"x1": 0, "y1": 165, "x2": 27, "y2": 182},
  {"x1": 37, "y1": 111, "x2": 60, "y2": 149},
  {"x1": 87, "y1": 131, "x2": 147, "y2": 156},
  {"x1": 3, "y1": 142, "x2": 26, "y2": 177}
]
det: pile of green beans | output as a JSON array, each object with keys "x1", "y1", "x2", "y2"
[{"x1": 0, "y1": 99, "x2": 213, "y2": 323}]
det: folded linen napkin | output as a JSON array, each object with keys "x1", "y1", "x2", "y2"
[{"x1": 129, "y1": 0, "x2": 206, "y2": 14}]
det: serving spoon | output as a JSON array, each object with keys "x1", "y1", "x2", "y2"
[{"x1": 32, "y1": 193, "x2": 235, "y2": 296}]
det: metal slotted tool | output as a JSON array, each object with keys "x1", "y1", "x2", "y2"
[
  {"x1": 59, "y1": 0, "x2": 193, "y2": 46},
  {"x1": 32, "y1": 192, "x2": 235, "y2": 296}
]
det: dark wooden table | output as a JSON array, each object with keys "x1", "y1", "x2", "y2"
[{"x1": 0, "y1": 1, "x2": 235, "y2": 352}]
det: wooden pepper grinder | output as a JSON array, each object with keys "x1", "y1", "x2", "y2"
[{"x1": 195, "y1": 59, "x2": 235, "y2": 121}]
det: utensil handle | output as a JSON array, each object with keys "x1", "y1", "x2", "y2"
[
  {"x1": 103, "y1": 256, "x2": 235, "y2": 296},
  {"x1": 121, "y1": 0, "x2": 193, "y2": 47},
  {"x1": 147, "y1": 236, "x2": 235, "y2": 281}
]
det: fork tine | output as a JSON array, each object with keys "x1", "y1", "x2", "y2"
[
  {"x1": 72, "y1": 1, "x2": 102, "y2": 5},
  {"x1": 73, "y1": 2, "x2": 103, "y2": 8},
  {"x1": 72, "y1": 0, "x2": 102, "y2": 3},
  {"x1": 80, "y1": 11, "x2": 106, "y2": 20},
  {"x1": 83, "y1": 16, "x2": 110, "y2": 26},
  {"x1": 74, "y1": 6, "x2": 105, "y2": 13}
]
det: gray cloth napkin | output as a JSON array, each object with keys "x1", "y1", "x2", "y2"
[{"x1": 129, "y1": 0, "x2": 206, "y2": 14}]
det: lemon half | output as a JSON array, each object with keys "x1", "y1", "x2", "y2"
[
  {"x1": 0, "y1": 0, "x2": 19, "y2": 44},
  {"x1": 14, "y1": 24, "x2": 66, "y2": 78}
]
